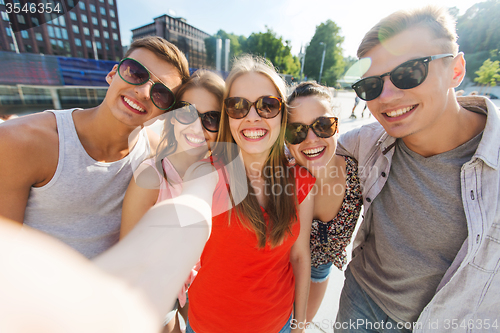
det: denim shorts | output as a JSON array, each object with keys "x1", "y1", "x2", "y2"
[
  {"x1": 311, "y1": 262, "x2": 333, "y2": 283},
  {"x1": 186, "y1": 312, "x2": 293, "y2": 333}
]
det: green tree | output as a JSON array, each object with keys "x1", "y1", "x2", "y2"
[
  {"x1": 204, "y1": 30, "x2": 245, "y2": 69},
  {"x1": 303, "y1": 20, "x2": 345, "y2": 86},
  {"x1": 241, "y1": 27, "x2": 299, "y2": 75},
  {"x1": 474, "y1": 58, "x2": 500, "y2": 94},
  {"x1": 456, "y1": 1, "x2": 500, "y2": 82}
]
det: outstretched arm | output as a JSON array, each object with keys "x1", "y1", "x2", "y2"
[{"x1": 94, "y1": 161, "x2": 218, "y2": 318}]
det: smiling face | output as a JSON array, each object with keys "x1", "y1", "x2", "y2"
[
  {"x1": 287, "y1": 96, "x2": 337, "y2": 171},
  {"x1": 172, "y1": 87, "x2": 220, "y2": 155},
  {"x1": 227, "y1": 72, "x2": 282, "y2": 162},
  {"x1": 105, "y1": 47, "x2": 183, "y2": 127},
  {"x1": 363, "y1": 26, "x2": 460, "y2": 141}
]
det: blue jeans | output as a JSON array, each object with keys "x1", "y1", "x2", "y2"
[
  {"x1": 186, "y1": 313, "x2": 292, "y2": 333},
  {"x1": 335, "y1": 267, "x2": 411, "y2": 333},
  {"x1": 311, "y1": 262, "x2": 333, "y2": 283}
]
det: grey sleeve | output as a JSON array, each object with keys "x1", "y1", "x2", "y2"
[{"x1": 337, "y1": 127, "x2": 361, "y2": 160}]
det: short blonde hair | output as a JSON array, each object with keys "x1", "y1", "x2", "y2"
[{"x1": 357, "y1": 6, "x2": 459, "y2": 58}]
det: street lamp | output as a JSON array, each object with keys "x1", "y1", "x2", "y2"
[{"x1": 318, "y1": 42, "x2": 326, "y2": 84}]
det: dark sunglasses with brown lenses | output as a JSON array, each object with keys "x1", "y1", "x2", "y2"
[
  {"x1": 286, "y1": 116, "x2": 339, "y2": 145},
  {"x1": 174, "y1": 101, "x2": 221, "y2": 133},
  {"x1": 224, "y1": 96, "x2": 283, "y2": 119},
  {"x1": 117, "y1": 57, "x2": 176, "y2": 111}
]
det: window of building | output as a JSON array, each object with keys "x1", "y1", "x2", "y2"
[
  {"x1": 25, "y1": 44, "x2": 33, "y2": 52},
  {"x1": 108, "y1": 0, "x2": 113, "y2": 5},
  {"x1": 70, "y1": 12, "x2": 77, "y2": 20},
  {"x1": 79, "y1": 1, "x2": 85, "y2": 10},
  {"x1": 83, "y1": 27, "x2": 89, "y2": 35},
  {"x1": 59, "y1": 16, "x2": 65, "y2": 26},
  {"x1": 109, "y1": 9, "x2": 115, "y2": 18},
  {"x1": 81, "y1": 14, "x2": 88, "y2": 23},
  {"x1": 96, "y1": 41, "x2": 102, "y2": 49},
  {"x1": 32, "y1": 17, "x2": 39, "y2": 25},
  {"x1": 86, "y1": 40, "x2": 92, "y2": 48},
  {"x1": 5, "y1": 27, "x2": 11, "y2": 36},
  {"x1": 55, "y1": 27, "x2": 62, "y2": 39},
  {"x1": 52, "y1": 15, "x2": 59, "y2": 25},
  {"x1": 101, "y1": 19, "x2": 107, "y2": 27},
  {"x1": 111, "y1": 21, "x2": 116, "y2": 29},
  {"x1": 17, "y1": 15, "x2": 25, "y2": 24},
  {"x1": 10, "y1": 43, "x2": 16, "y2": 51},
  {"x1": 75, "y1": 38, "x2": 81, "y2": 46},
  {"x1": 103, "y1": 31, "x2": 109, "y2": 39},
  {"x1": 105, "y1": 42, "x2": 109, "y2": 50},
  {"x1": 0, "y1": 0, "x2": 5, "y2": 5},
  {"x1": 90, "y1": 4, "x2": 96, "y2": 12},
  {"x1": 92, "y1": 16, "x2": 98, "y2": 25},
  {"x1": 112, "y1": 32, "x2": 118, "y2": 40},
  {"x1": 48, "y1": 25, "x2": 55, "y2": 38},
  {"x1": 67, "y1": 0, "x2": 74, "y2": 6},
  {"x1": 58, "y1": 40, "x2": 63, "y2": 48},
  {"x1": 39, "y1": 46, "x2": 45, "y2": 53},
  {"x1": 77, "y1": 51, "x2": 83, "y2": 57},
  {"x1": 35, "y1": 32, "x2": 43, "y2": 41},
  {"x1": 62, "y1": 28, "x2": 68, "y2": 39},
  {"x1": 1, "y1": 12, "x2": 9, "y2": 21},
  {"x1": 100, "y1": 7, "x2": 106, "y2": 15},
  {"x1": 64, "y1": 41, "x2": 70, "y2": 52},
  {"x1": 99, "y1": 0, "x2": 104, "y2": 2},
  {"x1": 72, "y1": 25, "x2": 79, "y2": 34},
  {"x1": 50, "y1": 39, "x2": 56, "y2": 45},
  {"x1": 94, "y1": 29, "x2": 99, "y2": 37}
]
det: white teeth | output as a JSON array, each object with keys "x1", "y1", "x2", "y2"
[
  {"x1": 386, "y1": 106, "x2": 413, "y2": 118},
  {"x1": 302, "y1": 147, "x2": 325, "y2": 157},
  {"x1": 186, "y1": 134, "x2": 204, "y2": 144},
  {"x1": 124, "y1": 96, "x2": 146, "y2": 113},
  {"x1": 242, "y1": 129, "x2": 266, "y2": 139}
]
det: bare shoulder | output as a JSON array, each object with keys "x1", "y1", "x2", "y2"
[{"x1": 0, "y1": 112, "x2": 59, "y2": 185}]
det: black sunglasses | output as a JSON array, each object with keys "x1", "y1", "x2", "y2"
[
  {"x1": 117, "y1": 58, "x2": 176, "y2": 111},
  {"x1": 351, "y1": 54, "x2": 454, "y2": 101},
  {"x1": 286, "y1": 116, "x2": 339, "y2": 145},
  {"x1": 224, "y1": 96, "x2": 283, "y2": 119},
  {"x1": 174, "y1": 101, "x2": 221, "y2": 133}
]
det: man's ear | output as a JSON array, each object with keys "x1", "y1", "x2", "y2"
[
  {"x1": 450, "y1": 52, "x2": 466, "y2": 88},
  {"x1": 106, "y1": 64, "x2": 119, "y2": 85}
]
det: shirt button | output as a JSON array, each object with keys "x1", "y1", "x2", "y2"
[
  {"x1": 381, "y1": 172, "x2": 386, "y2": 177},
  {"x1": 476, "y1": 234, "x2": 480, "y2": 243},
  {"x1": 470, "y1": 190, "x2": 475, "y2": 200},
  {"x1": 366, "y1": 198, "x2": 371, "y2": 203}
]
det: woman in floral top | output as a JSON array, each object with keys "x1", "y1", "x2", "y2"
[{"x1": 286, "y1": 82, "x2": 363, "y2": 322}]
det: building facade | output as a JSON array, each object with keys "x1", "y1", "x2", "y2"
[
  {"x1": 0, "y1": 0, "x2": 122, "y2": 60},
  {"x1": 132, "y1": 14, "x2": 210, "y2": 69}
]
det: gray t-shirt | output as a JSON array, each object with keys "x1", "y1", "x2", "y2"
[{"x1": 350, "y1": 132, "x2": 482, "y2": 323}]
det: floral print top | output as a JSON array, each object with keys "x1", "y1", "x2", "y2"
[{"x1": 310, "y1": 156, "x2": 362, "y2": 269}]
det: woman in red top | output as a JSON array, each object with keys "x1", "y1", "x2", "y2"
[{"x1": 187, "y1": 55, "x2": 315, "y2": 333}]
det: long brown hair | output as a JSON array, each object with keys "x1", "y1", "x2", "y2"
[
  {"x1": 214, "y1": 55, "x2": 297, "y2": 249},
  {"x1": 155, "y1": 70, "x2": 225, "y2": 179}
]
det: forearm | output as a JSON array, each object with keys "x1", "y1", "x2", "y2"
[{"x1": 291, "y1": 253, "x2": 311, "y2": 327}]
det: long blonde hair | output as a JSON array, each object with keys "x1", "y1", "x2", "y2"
[{"x1": 214, "y1": 55, "x2": 297, "y2": 248}]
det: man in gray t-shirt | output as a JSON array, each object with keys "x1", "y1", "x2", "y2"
[{"x1": 336, "y1": 6, "x2": 500, "y2": 333}]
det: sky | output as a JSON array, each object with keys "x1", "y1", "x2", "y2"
[{"x1": 117, "y1": 0, "x2": 484, "y2": 59}]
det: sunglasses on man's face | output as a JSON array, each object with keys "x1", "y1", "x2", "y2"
[
  {"x1": 351, "y1": 54, "x2": 454, "y2": 101},
  {"x1": 117, "y1": 58, "x2": 176, "y2": 111},
  {"x1": 174, "y1": 101, "x2": 221, "y2": 133},
  {"x1": 286, "y1": 116, "x2": 339, "y2": 145},
  {"x1": 224, "y1": 96, "x2": 283, "y2": 119}
]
